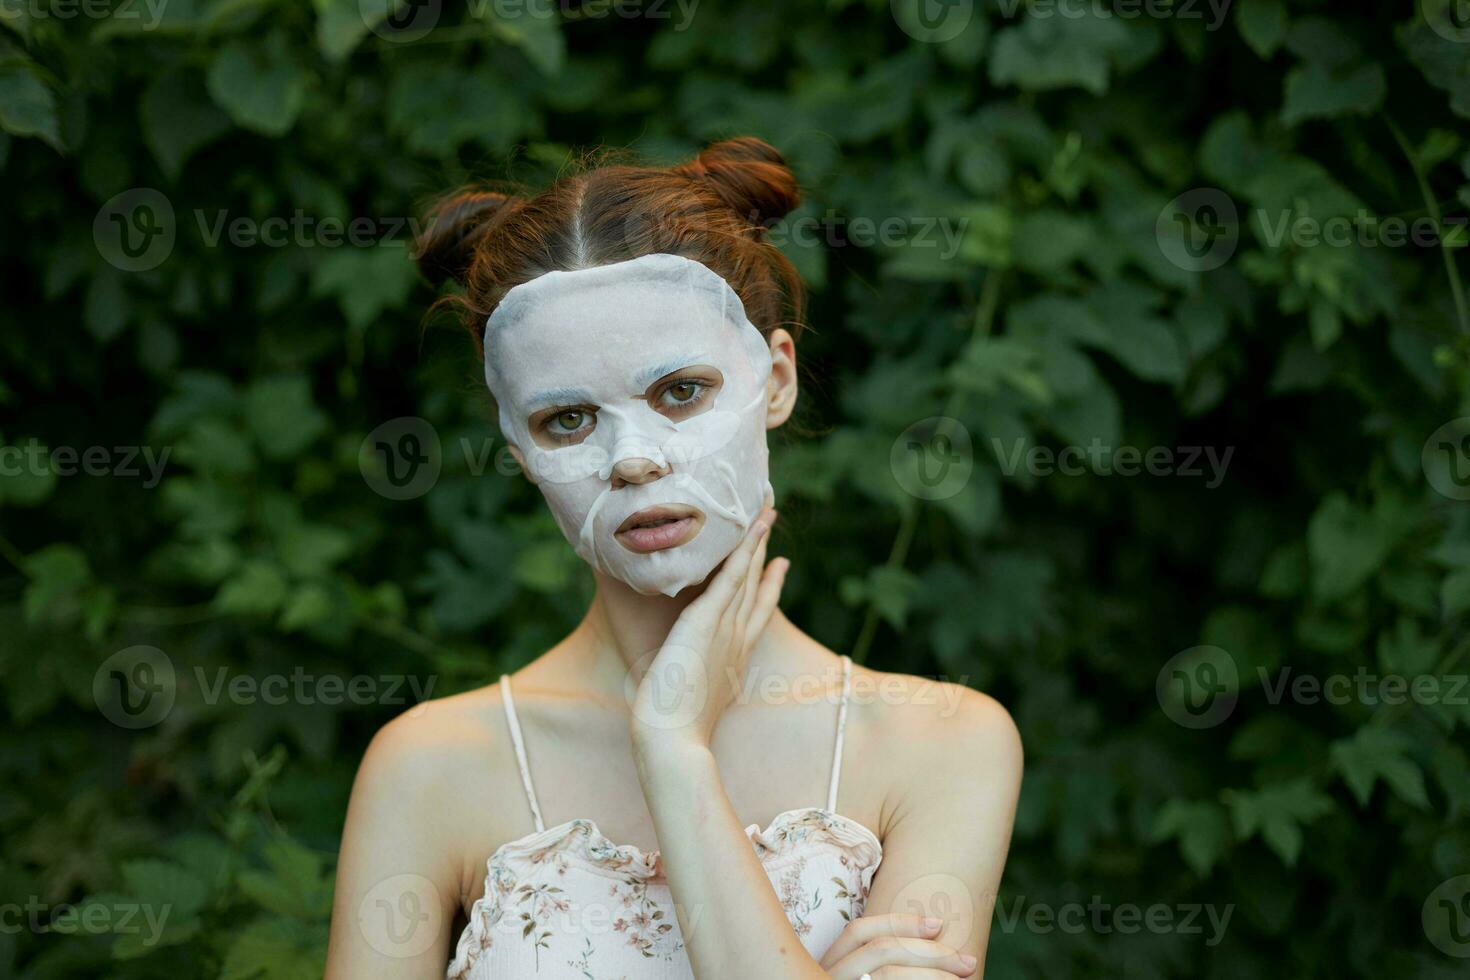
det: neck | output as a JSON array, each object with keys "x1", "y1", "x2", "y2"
[{"x1": 565, "y1": 571, "x2": 798, "y2": 700}]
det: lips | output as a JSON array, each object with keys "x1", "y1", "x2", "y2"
[{"x1": 615, "y1": 504, "x2": 704, "y2": 554}]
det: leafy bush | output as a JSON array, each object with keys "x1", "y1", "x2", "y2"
[{"x1": 2, "y1": 1, "x2": 1468, "y2": 977}]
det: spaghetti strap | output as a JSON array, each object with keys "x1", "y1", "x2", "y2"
[
  {"x1": 499, "y1": 674, "x2": 546, "y2": 833},
  {"x1": 825, "y1": 655, "x2": 853, "y2": 812}
]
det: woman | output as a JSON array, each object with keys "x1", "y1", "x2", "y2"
[{"x1": 326, "y1": 137, "x2": 1023, "y2": 980}]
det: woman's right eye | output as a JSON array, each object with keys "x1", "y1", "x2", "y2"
[{"x1": 535, "y1": 407, "x2": 596, "y2": 446}]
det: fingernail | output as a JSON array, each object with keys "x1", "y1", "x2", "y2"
[
  {"x1": 961, "y1": 954, "x2": 977, "y2": 969},
  {"x1": 923, "y1": 916, "x2": 942, "y2": 931}
]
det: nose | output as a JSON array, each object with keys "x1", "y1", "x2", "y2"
[{"x1": 610, "y1": 456, "x2": 670, "y2": 489}]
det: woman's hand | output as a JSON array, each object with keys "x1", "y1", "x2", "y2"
[
  {"x1": 819, "y1": 914, "x2": 979, "y2": 979},
  {"x1": 629, "y1": 506, "x2": 787, "y2": 751}
]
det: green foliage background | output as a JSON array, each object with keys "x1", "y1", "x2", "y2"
[{"x1": 3, "y1": 0, "x2": 1470, "y2": 976}]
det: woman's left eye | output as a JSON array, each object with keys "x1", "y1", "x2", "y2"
[{"x1": 666, "y1": 381, "x2": 701, "y2": 403}]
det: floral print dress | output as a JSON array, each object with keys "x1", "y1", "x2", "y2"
[{"x1": 447, "y1": 658, "x2": 883, "y2": 980}]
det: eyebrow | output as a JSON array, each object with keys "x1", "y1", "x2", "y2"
[
  {"x1": 635, "y1": 354, "x2": 708, "y2": 390},
  {"x1": 523, "y1": 385, "x2": 596, "y2": 412},
  {"x1": 522, "y1": 354, "x2": 710, "y2": 412}
]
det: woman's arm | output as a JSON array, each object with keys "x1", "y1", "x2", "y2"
[
  {"x1": 854, "y1": 686, "x2": 1023, "y2": 975},
  {"x1": 634, "y1": 688, "x2": 1019, "y2": 980},
  {"x1": 630, "y1": 514, "x2": 995, "y2": 979},
  {"x1": 324, "y1": 710, "x2": 467, "y2": 980}
]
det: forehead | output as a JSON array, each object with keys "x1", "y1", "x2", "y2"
[{"x1": 487, "y1": 274, "x2": 755, "y2": 403}]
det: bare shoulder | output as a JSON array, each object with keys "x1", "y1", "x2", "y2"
[
  {"x1": 844, "y1": 662, "x2": 1023, "y2": 811},
  {"x1": 345, "y1": 684, "x2": 522, "y2": 890}
]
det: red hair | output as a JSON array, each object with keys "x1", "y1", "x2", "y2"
[{"x1": 414, "y1": 137, "x2": 806, "y2": 355}]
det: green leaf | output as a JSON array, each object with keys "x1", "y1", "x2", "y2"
[
  {"x1": 1306, "y1": 493, "x2": 1405, "y2": 603},
  {"x1": 1152, "y1": 799, "x2": 1231, "y2": 876},
  {"x1": 314, "y1": 0, "x2": 387, "y2": 62},
  {"x1": 1329, "y1": 727, "x2": 1429, "y2": 809},
  {"x1": 0, "y1": 61, "x2": 59, "y2": 148},
  {"x1": 988, "y1": 12, "x2": 1130, "y2": 96},
  {"x1": 22, "y1": 544, "x2": 91, "y2": 626},
  {"x1": 309, "y1": 245, "x2": 418, "y2": 332},
  {"x1": 1224, "y1": 779, "x2": 1333, "y2": 866},
  {"x1": 1011, "y1": 210, "x2": 1094, "y2": 274},
  {"x1": 214, "y1": 559, "x2": 290, "y2": 616},
  {"x1": 219, "y1": 917, "x2": 328, "y2": 980},
  {"x1": 1443, "y1": 568, "x2": 1470, "y2": 618},
  {"x1": 485, "y1": 0, "x2": 566, "y2": 76},
  {"x1": 140, "y1": 70, "x2": 232, "y2": 179},
  {"x1": 244, "y1": 375, "x2": 328, "y2": 461},
  {"x1": 120, "y1": 859, "x2": 210, "y2": 920},
  {"x1": 1281, "y1": 62, "x2": 1385, "y2": 127},
  {"x1": 1237, "y1": 0, "x2": 1288, "y2": 59},
  {"x1": 206, "y1": 34, "x2": 308, "y2": 137}
]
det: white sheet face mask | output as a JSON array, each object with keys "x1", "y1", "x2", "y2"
[{"x1": 484, "y1": 253, "x2": 775, "y2": 597}]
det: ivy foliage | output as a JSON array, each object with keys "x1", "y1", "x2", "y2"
[{"x1": 2, "y1": 0, "x2": 1469, "y2": 976}]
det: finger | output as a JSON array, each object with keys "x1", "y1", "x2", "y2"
[
  {"x1": 820, "y1": 914, "x2": 944, "y2": 968},
  {"x1": 867, "y1": 968, "x2": 975, "y2": 979},
  {"x1": 743, "y1": 557, "x2": 787, "y2": 649},
  {"x1": 695, "y1": 506, "x2": 774, "y2": 613},
  {"x1": 734, "y1": 512, "x2": 774, "y2": 628},
  {"x1": 831, "y1": 938, "x2": 976, "y2": 979}
]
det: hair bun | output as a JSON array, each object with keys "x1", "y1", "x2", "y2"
[
  {"x1": 413, "y1": 190, "x2": 522, "y2": 288},
  {"x1": 675, "y1": 137, "x2": 800, "y2": 231}
]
